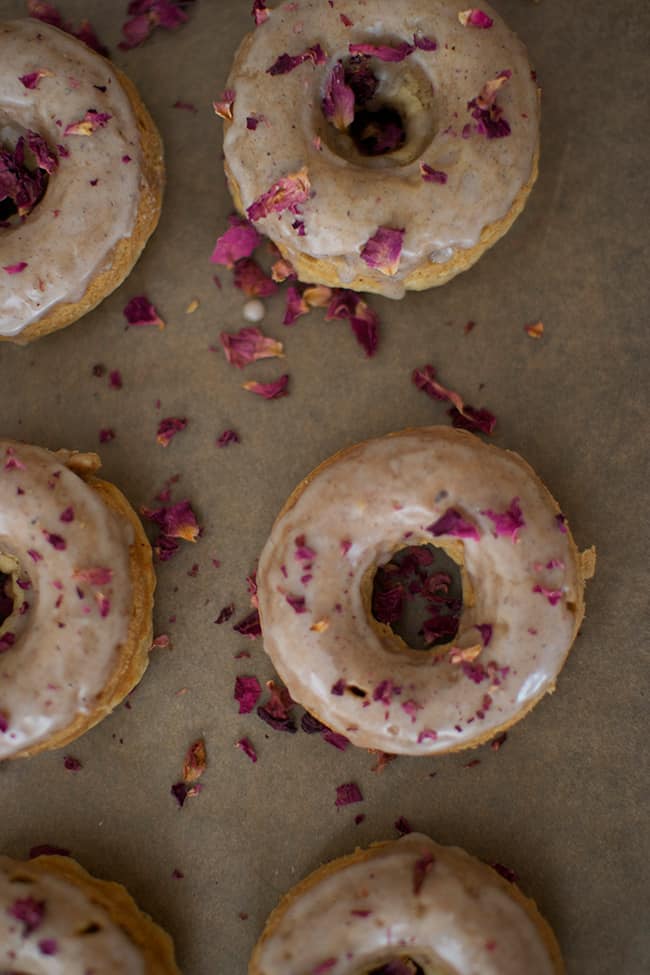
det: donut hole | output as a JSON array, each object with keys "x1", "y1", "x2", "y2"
[
  {"x1": 367, "y1": 959, "x2": 425, "y2": 975},
  {"x1": 319, "y1": 53, "x2": 436, "y2": 168},
  {"x1": 0, "y1": 123, "x2": 52, "y2": 227},
  {"x1": 371, "y1": 544, "x2": 462, "y2": 651},
  {"x1": 0, "y1": 572, "x2": 13, "y2": 625}
]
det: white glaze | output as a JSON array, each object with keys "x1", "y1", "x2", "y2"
[
  {"x1": 0, "y1": 441, "x2": 133, "y2": 758},
  {"x1": 0, "y1": 856, "x2": 145, "y2": 972},
  {"x1": 254, "y1": 835, "x2": 556, "y2": 975},
  {"x1": 224, "y1": 0, "x2": 539, "y2": 297},
  {"x1": 0, "y1": 19, "x2": 143, "y2": 336},
  {"x1": 257, "y1": 429, "x2": 581, "y2": 755}
]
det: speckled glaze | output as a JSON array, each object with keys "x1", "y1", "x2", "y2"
[
  {"x1": 257, "y1": 428, "x2": 585, "y2": 755},
  {"x1": 224, "y1": 0, "x2": 539, "y2": 297},
  {"x1": 0, "y1": 856, "x2": 145, "y2": 972},
  {"x1": 0, "y1": 19, "x2": 143, "y2": 336},
  {"x1": 251, "y1": 834, "x2": 560, "y2": 975},
  {"x1": 0, "y1": 441, "x2": 133, "y2": 758}
]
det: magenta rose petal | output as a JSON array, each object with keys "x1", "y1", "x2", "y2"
[
  {"x1": 247, "y1": 168, "x2": 310, "y2": 222},
  {"x1": 348, "y1": 42, "x2": 414, "y2": 62},
  {"x1": 123, "y1": 296, "x2": 165, "y2": 328},
  {"x1": 210, "y1": 218, "x2": 261, "y2": 267},
  {"x1": 242, "y1": 375, "x2": 289, "y2": 400},
  {"x1": 322, "y1": 63, "x2": 355, "y2": 132},
  {"x1": 360, "y1": 227, "x2": 405, "y2": 276}
]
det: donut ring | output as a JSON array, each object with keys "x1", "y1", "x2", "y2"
[
  {"x1": 0, "y1": 19, "x2": 164, "y2": 344},
  {"x1": 0, "y1": 440, "x2": 155, "y2": 760},
  {"x1": 257, "y1": 428, "x2": 595, "y2": 755},
  {"x1": 0, "y1": 854, "x2": 179, "y2": 972},
  {"x1": 250, "y1": 834, "x2": 564, "y2": 975},
  {"x1": 223, "y1": 0, "x2": 540, "y2": 298}
]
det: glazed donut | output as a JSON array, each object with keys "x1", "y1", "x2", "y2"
[
  {"x1": 0, "y1": 440, "x2": 155, "y2": 760},
  {"x1": 222, "y1": 0, "x2": 539, "y2": 298},
  {"x1": 0, "y1": 853, "x2": 179, "y2": 972},
  {"x1": 0, "y1": 19, "x2": 164, "y2": 344},
  {"x1": 250, "y1": 834, "x2": 564, "y2": 975},
  {"x1": 257, "y1": 428, "x2": 595, "y2": 755}
]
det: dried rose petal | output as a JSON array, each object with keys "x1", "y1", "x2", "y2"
[
  {"x1": 119, "y1": 0, "x2": 192, "y2": 50},
  {"x1": 482, "y1": 497, "x2": 525, "y2": 541},
  {"x1": 271, "y1": 257, "x2": 297, "y2": 283},
  {"x1": 301, "y1": 712, "x2": 327, "y2": 734},
  {"x1": 491, "y1": 731, "x2": 508, "y2": 751},
  {"x1": 428, "y1": 508, "x2": 480, "y2": 541},
  {"x1": 525, "y1": 321, "x2": 544, "y2": 339},
  {"x1": 234, "y1": 675, "x2": 262, "y2": 714},
  {"x1": 349, "y1": 42, "x2": 414, "y2": 62},
  {"x1": 413, "y1": 33, "x2": 437, "y2": 51},
  {"x1": 467, "y1": 71, "x2": 512, "y2": 139},
  {"x1": 476, "y1": 70, "x2": 512, "y2": 110},
  {"x1": 73, "y1": 567, "x2": 113, "y2": 586},
  {"x1": 420, "y1": 163, "x2": 448, "y2": 184},
  {"x1": 7, "y1": 896, "x2": 45, "y2": 935},
  {"x1": 247, "y1": 168, "x2": 310, "y2": 222},
  {"x1": 325, "y1": 288, "x2": 380, "y2": 357},
  {"x1": 532, "y1": 585, "x2": 564, "y2": 606},
  {"x1": 236, "y1": 737, "x2": 258, "y2": 762},
  {"x1": 322, "y1": 63, "x2": 355, "y2": 132},
  {"x1": 476, "y1": 623, "x2": 493, "y2": 646},
  {"x1": 233, "y1": 258, "x2": 279, "y2": 298},
  {"x1": 413, "y1": 851, "x2": 435, "y2": 894},
  {"x1": 242, "y1": 375, "x2": 289, "y2": 399},
  {"x1": 63, "y1": 110, "x2": 111, "y2": 137},
  {"x1": 395, "y1": 816, "x2": 412, "y2": 835},
  {"x1": 373, "y1": 679, "x2": 401, "y2": 705},
  {"x1": 0, "y1": 633, "x2": 16, "y2": 653},
  {"x1": 213, "y1": 89, "x2": 235, "y2": 120},
  {"x1": 210, "y1": 217, "x2": 261, "y2": 267},
  {"x1": 123, "y1": 296, "x2": 165, "y2": 328},
  {"x1": 449, "y1": 404, "x2": 496, "y2": 435},
  {"x1": 233, "y1": 609, "x2": 262, "y2": 638},
  {"x1": 19, "y1": 69, "x2": 53, "y2": 90},
  {"x1": 38, "y1": 938, "x2": 59, "y2": 955},
  {"x1": 3, "y1": 263, "x2": 28, "y2": 274},
  {"x1": 63, "y1": 755, "x2": 81, "y2": 771},
  {"x1": 216, "y1": 429, "x2": 240, "y2": 447},
  {"x1": 221, "y1": 327, "x2": 283, "y2": 369},
  {"x1": 286, "y1": 593, "x2": 307, "y2": 614},
  {"x1": 141, "y1": 500, "x2": 200, "y2": 542},
  {"x1": 323, "y1": 730, "x2": 349, "y2": 751},
  {"x1": 335, "y1": 782, "x2": 363, "y2": 806},
  {"x1": 252, "y1": 0, "x2": 269, "y2": 25},
  {"x1": 98, "y1": 428, "x2": 115, "y2": 444},
  {"x1": 459, "y1": 8, "x2": 494, "y2": 28},
  {"x1": 183, "y1": 738, "x2": 207, "y2": 783},
  {"x1": 283, "y1": 285, "x2": 310, "y2": 325},
  {"x1": 360, "y1": 227, "x2": 405, "y2": 276},
  {"x1": 303, "y1": 284, "x2": 333, "y2": 308},
  {"x1": 28, "y1": 1, "x2": 108, "y2": 54},
  {"x1": 267, "y1": 45, "x2": 326, "y2": 76},
  {"x1": 156, "y1": 417, "x2": 187, "y2": 447}
]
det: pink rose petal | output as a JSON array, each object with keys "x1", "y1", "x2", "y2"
[
  {"x1": 3, "y1": 263, "x2": 28, "y2": 275},
  {"x1": 210, "y1": 216, "x2": 261, "y2": 267},
  {"x1": 360, "y1": 227, "x2": 404, "y2": 276},
  {"x1": 220, "y1": 327, "x2": 284, "y2": 369},
  {"x1": 213, "y1": 89, "x2": 235, "y2": 121},
  {"x1": 247, "y1": 168, "x2": 310, "y2": 222},
  {"x1": 236, "y1": 737, "x2": 258, "y2": 762},
  {"x1": 322, "y1": 62, "x2": 355, "y2": 132},
  {"x1": 242, "y1": 375, "x2": 289, "y2": 399},
  {"x1": 233, "y1": 258, "x2": 279, "y2": 298},
  {"x1": 335, "y1": 782, "x2": 363, "y2": 806},
  {"x1": 481, "y1": 497, "x2": 525, "y2": 541},
  {"x1": 123, "y1": 296, "x2": 165, "y2": 328},
  {"x1": 267, "y1": 44, "x2": 327, "y2": 76},
  {"x1": 19, "y1": 69, "x2": 53, "y2": 90},
  {"x1": 63, "y1": 111, "x2": 111, "y2": 137},
  {"x1": 459, "y1": 9, "x2": 494, "y2": 28},
  {"x1": 420, "y1": 163, "x2": 448, "y2": 184},
  {"x1": 283, "y1": 285, "x2": 310, "y2": 325},
  {"x1": 156, "y1": 417, "x2": 187, "y2": 447},
  {"x1": 234, "y1": 675, "x2": 262, "y2": 714},
  {"x1": 428, "y1": 508, "x2": 480, "y2": 541},
  {"x1": 252, "y1": 0, "x2": 269, "y2": 25}
]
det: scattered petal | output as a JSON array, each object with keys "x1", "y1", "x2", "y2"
[
  {"x1": 348, "y1": 42, "x2": 414, "y2": 62},
  {"x1": 3, "y1": 263, "x2": 28, "y2": 275},
  {"x1": 525, "y1": 321, "x2": 544, "y2": 339},
  {"x1": 210, "y1": 216, "x2": 261, "y2": 267},
  {"x1": 221, "y1": 327, "x2": 283, "y2": 368},
  {"x1": 267, "y1": 45, "x2": 327, "y2": 76},
  {"x1": 217, "y1": 429, "x2": 240, "y2": 447},
  {"x1": 242, "y1": 375, "x2": 289, "y2": 399},
  {"x1": 19, "y1": 69, "x2": 53, "y2": 90},
  {"x1": 182, "y1": 738, "x2": 207, "y2": 783},
  {"x1": 123, "y1": 296, "x2": 165, "y2": 328},
  {"x1": 481, "y1": 498, "x2": 525, "y2": 541},
  {"x1": 420, "y1": 163, "x2": 448, "y2": 184},
  {"x1": 532, "y1": 585, "x2": 564, "y2": 606},
  {"x1": 252, "y1": 0, "x2": 269, "y2": 25},
  {"x1": 234, "y1": 675, "x2": 262, "y2": 714},
  {"x1": 233, "y1": 258, "x2": 278, "y2": 297},
  {"x1": 335, "y1": 782, "x2": 363, "y2": 806},
  {"x1": 236, "y1": 737, "x2": 258, "y2": 762},
  {"x1": 459, "y1": 9, "x2": 494, "y2": 28},
  {"x1": 213, "y1": 89, "x2": 235, "y2": 120},
  {"x1": 63, "y1": 110, "x2": 111, "y2": 137}
]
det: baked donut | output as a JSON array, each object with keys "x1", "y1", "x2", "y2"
[
  {"x1": 0, "y1": 853, "x2": 179, "y2": 972},
  {"x1": 0, "y1": 439, "x2": 155, "y2": 760},
  {"x1": 222, "y1": 0, "x2": 540, "y2": 298},
  {"x1": 257, "y1": 427, "x2": 595, "y2": 755},
  {"x1": 250, "y1": 834, "x2": 564, "y2": 975},
  {"x1": 0, "y1": 19, "x2": 164, "y2": 344}
]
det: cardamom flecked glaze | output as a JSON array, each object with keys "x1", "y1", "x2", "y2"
[
  {"x1": 0, "y1": 855, "x2": 179, "y2": 972},
  {"x1": 223, "y1": 0, "x2": 539, "y2": 297},
  {"x1": 257, "y1": 428, "x2": 593, "y2": 755},
  {"x1": 0, "y1": 19, "x2": 163, "y2": 339},
  {"x1": 0, "y1": 440, "x2": 155, "y2": 759},
  {"x1": 250, "y1": 834, "x2": 564, "y2": 975}
]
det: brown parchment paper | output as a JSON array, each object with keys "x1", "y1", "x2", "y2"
[{"x1": 0, "y1": 1, "x2": 648, "y2": 973}]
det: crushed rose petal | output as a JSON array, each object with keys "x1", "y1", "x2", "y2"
[
  {"x1": 182, "y1": 738, "x2": 207, "y2": 783},
  {"x1": 123, "y1": 296, "x2": 165, "y2": 328},
  {"x1": 335, "y1": 782, "x2": 363, "y2": 806},
  {"x1": 216, "y1": 429, "x2": 240, "y2": 447},
  {"x1": 234, "y1": 675, "x2": 262, "y2": 714},
  {"x1": 63, "y1": 110, "x2": 111, "y2": 137},
  {"x1": 420, "y1": 163, "x2": 448, "y2": 184},
  {"x1": 349, "y1": 41, "x2": 414, "y2": 62},
  {"x1": 428, "y1": 508, "x2": 480, "y2": 541},
  {"x1": 322, "y1": 62, "x2": 355, "y2": 131},
  {"x1": 459, "y1": 9, "x2": 494, "y2": 28},
  {"x1": 481, "y1": 497, "x2": 525, "y2": 541},
  {"x1": 247, "y1": 168, "x2": 310, "y2": 222},
  {"x1": 236, "y1": 737, "x2": 258, "y2": 762},
  {"x1": 210, "y1": 216, "x2": 261, "y2": 267},
  {"x1": 213, "y1": 89, "x2": 235, "y2": 120},
  {"x1": 267, "y1": 45, "x2": 327, "y2": 76},
  {"x1": 156, "y1": 417, "x2": 187, "y2": 447}
]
